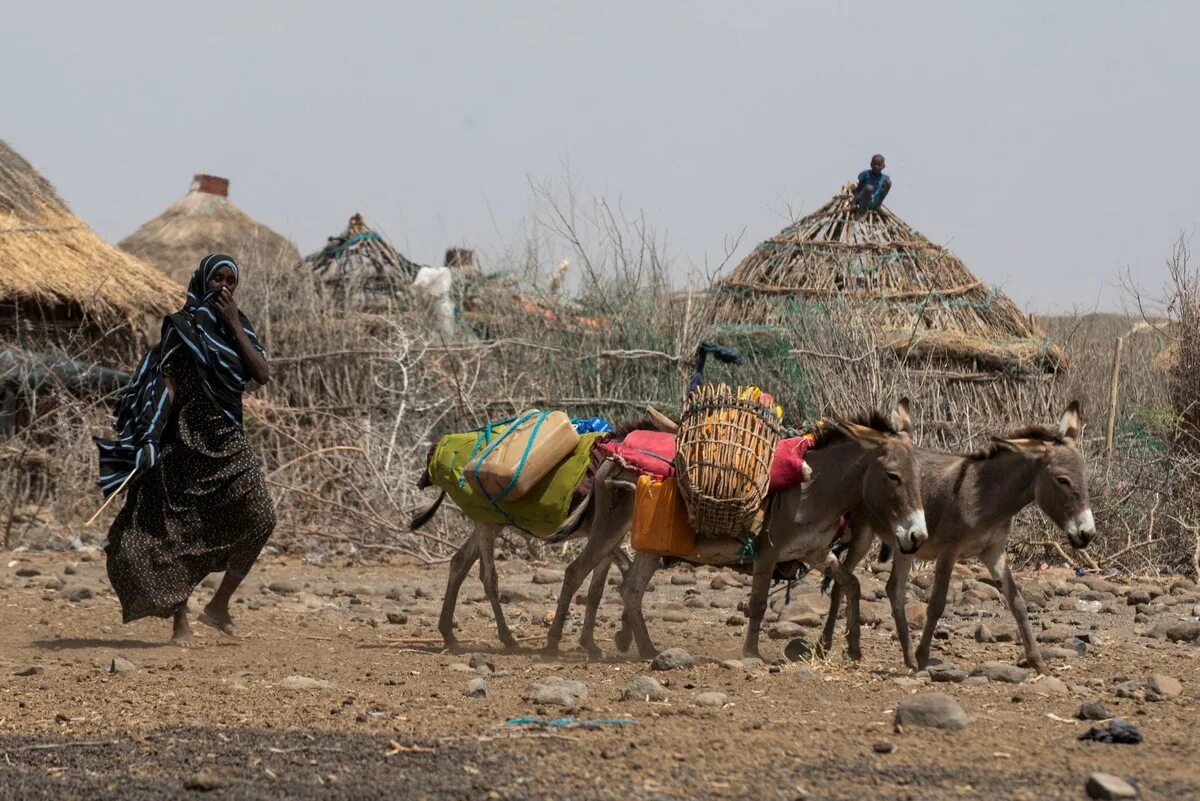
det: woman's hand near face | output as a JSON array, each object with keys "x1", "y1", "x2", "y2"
[{"x1": 213, "y1": 287, "x2": 241, "y2": 327}]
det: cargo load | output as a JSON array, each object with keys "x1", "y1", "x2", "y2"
[
  {"x1": 630, "y1": 475, "x2": 696, "y2": 557},
  {"x1": 596, "y1": 430, "x2": 676, "y2": 479},
  {"x1": 464, "y1": 410, "x2": 580, "y2": 502},
  {"x1": 425, "y1": 425, "x2": 607, "y2": 537}
]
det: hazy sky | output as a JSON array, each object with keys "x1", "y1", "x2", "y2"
[{"x1": 5, "y1": 1, "x2": 1198, "y2": 312}]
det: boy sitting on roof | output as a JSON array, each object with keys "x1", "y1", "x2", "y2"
[{"x1": 853, "y1": 154, "x2": 891, "y2": 211}]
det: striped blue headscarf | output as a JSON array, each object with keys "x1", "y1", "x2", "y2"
[{"x1": 95, "y1": 253, "x2": 266, "y2": 497}]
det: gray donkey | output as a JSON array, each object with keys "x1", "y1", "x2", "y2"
[
  {"x1": 820, "y1": 401, "x2": 1095, "y2": 674},
  {"x1": 553, "y1": 407, "x2": 929, "y2": 661}
]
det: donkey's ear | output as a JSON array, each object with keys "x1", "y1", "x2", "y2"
[
  {"x1": 1057, "y1": 401, "x2": 1082, "y2": 440},
  {"x1": 646, "y1": 405, "x2": 679, "y2": 434},
  {"x1": 991, "y1": 436, "x2": 1046, "y2": 457},
  {"x1": 838, "y1": 420, "x2": 889, "y2": 450},
  {"x1": 890, "y1": 397, "x2": 914, "y2": 437}
]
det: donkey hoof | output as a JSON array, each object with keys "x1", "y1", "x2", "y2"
[
  {"x1": 443, "y1": 638, "x2": 468, "y2": 655},
  {"x1": 613, "y1": 629, "x2": 633, "y2": 653}
]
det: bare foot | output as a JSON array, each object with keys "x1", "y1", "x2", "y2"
[
  {"x1": 172, "y1": 613, "x2": 196, "y2": 648},
  {"x1": 198, "y1": 604, "x2": 243, "y2": 638}
]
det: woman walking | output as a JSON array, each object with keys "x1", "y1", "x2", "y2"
[{"x1": 96, "y1": 253, "x2": 275, "y2": 645}]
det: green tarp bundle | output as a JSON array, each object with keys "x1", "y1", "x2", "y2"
[{"x1": 426, "y1": 428, "x2": 607, "y2": 537}]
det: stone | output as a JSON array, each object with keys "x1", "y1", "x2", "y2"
[
  {"x1": 970, "y1": 662, "x2": 1030, "y2": 684},
  {"x1": 784, "y1": 638, "x2": 814, "y2": 662},
  {"x1": 872, "y1": 740, "x2": 895, "y2": 754},
  {"x1": 903, "y1": 602, "x2": 927, "y2": 627},
  {"x1": 769, "y1": 622, "x2": 807, "y2": 640},
  {"x1": 1113, "y1": 681, "x2": 1144, "y2": 701},
  {"x1": 1146, "y1": 674, "x2": 1182, "y2": 699},
  {"x1": 15, "y1": 567, "x2": 40, "y2": 577},
  {"x1": 651, "y1": 647, "x2": 695, "y2": 671},
  {"x1": 695, "y1": 692, "x2": 728, "y2": 708},
  {"x1": 465, "y1": 678, "x2": 488, "y2": 698},
  {"x1": 720, "y1": 659, "x2": 746, "y2": 670},
  {"x1": 468, "y1": 653, "x2": 495, "y2": 673},
  {"x1": 927, "y1": 664, "x2": 967, "y2": 683},
  {"x1": 1036, "y1": 624, "x2": 1075, "y2": 643},
  {"x1": 279, "y1": 675, "x2": 334, "y2": 690},
  {"x1": 183, "y1": 771, "x2": 223, "y2": 792},
  {"x1": 894, "y1": 693, "x2": 967, "y2": 731},
  {"x1": 1077, "y1": 701, "x2": 1111, "y2": 721},
  {"x1": 670, "y1": 573, "x2": 697, "y2": 586},
  {"x1": 1014, "y1": 676, "x2": 1068, "y2": 699},
  {"x1": 1125, "y1": 590, "x2": 1152, "y2": 606},
  {"x1": 14, "y1": 666, "x2": 44, "y2": 677},
  {"x1": 522, "y1": 679, "x2": 586, "y2": 709},
  {"x1": 1085, "y1": 772, "x2": 1138, "y2": 800},
  {"x1": 386, "y1": 611, "x2": 408, "y2": 625},
  {"x1": 662, "y1": 610, "x2": 688, "y2": 623},
  {"x1": 63, "y1": 585, "x2": 94, "y2": 602},
  {"x1": 268, "y1": 580, "x2": 302, "y2": 595},
  {"x1": 685, "y1": 597, "x2": 708, "y2": 609},
  {"x1": 531, "y1": 568, "x2": 564, "y2": 585},
  {"x1": 725, "y1": 614, "x2": 747, "y2": 626},
  {"x1": 1164, "y1": 622, "x2": 1200, "y2": 643},
  {"x1": 974, "y1": 623, "x2": 996, "y2": 643},
  {"x1": 109, "y1": 656, "x2": 137, "y2": 674},
  {"x1": 962, "y1": 676, "x2": 990, "y2": 687},
  {"x1": 623, "y1": 676, "x2": 669, "y2": 702}
]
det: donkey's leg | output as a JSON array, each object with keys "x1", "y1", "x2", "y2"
[
  {"x1": 827, "y1": 554, "x2": 864, "y2": 661},
  {"x1": 438, "y1": 527, "x2": 483, "y2": 653},
  {"x1": 886, "y1": 551, "x2": 918, "y2": 670},
  {"x1": 475, "y1": 524, "x2": 518, "y2": 651},
  {"x1": 982, "y1": 544, "x2": 1047, "y2": 674},
  {"x1": 821, "y1": 529, "x2": 873, "y2": 656},
  {"x1": 579, "y1": 552, "x2": 613, "y2": 659},
  {"x1": 915, "y1": 549, "x2": 958, "y2": 669},
  {"x1": 544, "y1": 520, "x2": 626, "y2": 655},
  {"x1": 617, "y1": 552, "x2": 661, "y2": 658},
  {"x1": 742, "y1": 548, "x2": 779, "y2": 660}
]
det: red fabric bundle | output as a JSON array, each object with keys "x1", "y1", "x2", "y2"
[
  {"x1": 769, "y1": 435, "x2": 814, "y2": 493},
  {"x1": 597, "y1": 430, "x2": 677, "y2": 479}
]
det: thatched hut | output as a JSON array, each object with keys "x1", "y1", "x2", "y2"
[
  {"x1": 707, "y1": 184, "x2": 1065, "y2": 423},
  {"x1": 119, "y1": 174, "x2": 300, "y2": 284},
  {"x1": 303, "y1": 213, "x2": 420, "y2": 306},
  {"x1": 0, "y1": 139, "x2": 181, "y2": 360}
]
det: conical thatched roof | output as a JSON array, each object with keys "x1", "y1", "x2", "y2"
[
  {"x1": 710, "y1": 185, "x2": 1064, "y2": 374},
  {"x1": 304, "y1": 213, "x2": 420, "y2": 300},
  {"x1": 119, "y1": 174, "x2": 300, "y2": 284},
  {"x1": 0, "y1": 140, "x2": 181, "y2": 332}
]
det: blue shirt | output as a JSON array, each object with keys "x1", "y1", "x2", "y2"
[{"x1": 857, "y1": 169, "x2": 889, "y2": 189}]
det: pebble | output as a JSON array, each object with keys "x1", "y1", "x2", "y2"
[
  {"x1": 468, "y1": 653, "x2": 495, "y2": 673},
  {"x1": 1036, "y1": 624, "x2": 1075, "y2": 643},
  {"x1": 872, "y1": 740, "x2": 895, "y2": 754},
  {"x1": 279, "y1": 675, "x2": 334, "y2": 690},
  {"x1": 15, "y1": 567, "x2": 40, "y2": 577},
  {"x1": 268, "y1": 580, "x2": 302, "y2": 595},
  {"x1": 1165, "y1": 622, "x2": 1200, "y2": 643},
  {"x1": 521, "y1": 679, "x2": 586, "y2": 709},
  {"x1": 769, "y1": 622, "x2": 807, "y2": 640},
  {"x1": 183, "y1": 771, "x2": 223, "y2": 792},
  {"x1": 1146, "y1": 673, "x2": 1182, "y2": 700},
  {"x1": 1078, "y1": 701, "x2": 1111, "y2": 721},
  {"x1": 651, "y1": 647, "x2": 695, "y2": 671},
  {"x1": 695, "y1": 692, "x2": 728, "y2": 708},
  {"x1": 670, "y1": 573, "x2": 697, "y2": 586},
  {"x1": 14, "y1": 666, "x2": 44, "y2": 677},
  {"x1": 783, "y1": 638, "x2": 814, "y2": 662},
  {"x1": 465, "y1": 678, "x2": 488, "y2": 698},
  {"x1": 662, "y1": 610, "x2": 688, "y2": 623},
  {"x1": 970, "y1": 662, "x2": 1030, "y2": 684},
  {"x1": 1085, "y1": 772, "x2": 1138, "y2": 800},
  {"x1": 63, "y1": 585, "x2": 93, "y2": 602},
  {"x1": 386, "y1": 611, "x2": 408, "y2": 625},
  {"x1": 1013, "y1": 676, "x2": 1068, "y2": 699},
  {"x1": 974, "y1": 623, "x2": 996, "y2": 643},
  {"x1": 1076, "y1": 599, "x2": 1104, "y2": 614},
  {"x1": 623, "y1": 676, "x2": 669, "y2": 702},
  {"x1": 531, "y1": 568, "x2": 564, "y2": 586},
  {"x1": 725, "y1": 614, "x2": 746, "y2": 626},
  {"x1": 927, "y1": 664, "x2": 967, "y2": 683},
  {"x1": 109, "y1": 656, "x2": 137, "y2": 674},
  {"x1": 894, "y1": 693, "x2": 967, "y2": 731}
]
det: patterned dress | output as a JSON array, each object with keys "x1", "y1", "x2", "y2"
[{"x1": 104, "y1": 352, "x2": 275, "y2": 622}]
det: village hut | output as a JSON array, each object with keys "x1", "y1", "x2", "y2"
[
  {"x1": 0, "y1": 139, "x2": 180, "y2": 361},
  {"x1": 303, "y1": 213, "x2": 420, "y2": 306},
  {"x1": 119, "y1": 174, "x2": 300, "y2": 285},
  {"x1": 707, "y1": 184, "x2": 1065, "y2": 423}
]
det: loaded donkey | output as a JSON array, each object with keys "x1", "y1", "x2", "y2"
[
  {"x1": 548, "y1": 403, "x2": 929, "y2": 661},
  {"x1": 820, "y1": 401, "x2": 1095, "y2": 674}
]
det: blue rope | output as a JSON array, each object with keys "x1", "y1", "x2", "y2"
[
  {"x1": 505, "y1": 716, "x2": 636, "y2": 729},
  {"x1": 737, "y1": 537, "x2": 757, "y2": 564}
]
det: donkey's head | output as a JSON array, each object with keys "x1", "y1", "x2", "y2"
[
  {"x1": 991, "y1": 401, "x2": 1094, "y2": 549},
  {"x1": 830, "y1": 399, "x2": 927, "y2": 555}
]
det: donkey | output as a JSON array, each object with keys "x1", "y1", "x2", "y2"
[
  {"x1": 554, "y1": 406, "x2": 928, "y2": 661},
  {"x1": 820, "y1": 402, "x2": 1095, "y2": 675},
  {"x1": 411, "y1": 417, "x2": 660, "y2": 654}
]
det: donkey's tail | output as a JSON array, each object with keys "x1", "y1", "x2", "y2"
[
  {"x1": 410, "y1": 490, "x2": 446, "y2": 531},
  {"x1": 547, "y1": 493, "x2": 592, "y2": 544}
]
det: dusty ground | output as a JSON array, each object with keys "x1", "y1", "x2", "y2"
[{"x1": 1, "y1": 547, "x2": 1198, "y2": 800}]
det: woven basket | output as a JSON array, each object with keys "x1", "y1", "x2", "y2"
[{"x1": 674, "y1": 384, "x2": 783, "y2": 539}]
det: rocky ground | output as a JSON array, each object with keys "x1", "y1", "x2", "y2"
[{"x1": 1, "y1": 548, "x2": 1198, "y2": 800}]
